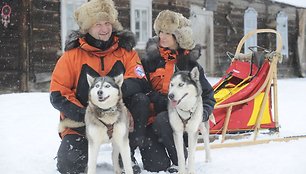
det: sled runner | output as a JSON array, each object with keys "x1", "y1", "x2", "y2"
[{"x1": 210, "y1": 29, "x2": 283, "y2": 143}]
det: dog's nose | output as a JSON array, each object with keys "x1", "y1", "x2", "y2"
[
  {"x1": 97, "y1": 90, "x2": 103, "y2": 96},
  {"x1": 168, "y1": 93, "x2": 174, "y2": 100}
]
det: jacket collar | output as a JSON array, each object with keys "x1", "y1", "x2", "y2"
[{"x1": 78, "y1": 36, "x2": 119, "y2": 57}]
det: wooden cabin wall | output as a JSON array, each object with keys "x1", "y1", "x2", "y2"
[
  {"x1": 0, "y1": 0, "x2": 60, "y2": 93},
  {"x1": 114, "y1": 0, "x2": 130, "y2": 29},
  {"x1": 0, "y1": 1, "x2": 22, "y2": 92},
  {"x1": 29, "y1": 0, "x2": 61, "y2": 91},
  {"x1": 213, "y1": 0, "x2": 298, "y2": 77},
  {"x1": 0, "y1": 0, "x2": 303, "y2": 93}
]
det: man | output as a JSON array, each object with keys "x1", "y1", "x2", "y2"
[{"x1": 50, "y1": 0, "x2": 149, "y2": 173}]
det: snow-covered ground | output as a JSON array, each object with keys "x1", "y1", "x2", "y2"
[{"x1": 0, "y1": 77, "x2": 306, "y2": 174}]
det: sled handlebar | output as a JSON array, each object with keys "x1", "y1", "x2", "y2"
[{"x1": 234, "y1": 29, "x2": 283, "y2": 60}]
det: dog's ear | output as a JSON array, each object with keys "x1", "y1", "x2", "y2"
[
  {"x1": 190, "y1": 66, "x2": 200, "y2": 81},
  {"x1": 86, "y1": 74, "x2": 95, "y2": 87},
  {"x1": 114, "y1": 73, "x2": 124, "y2": 87}
]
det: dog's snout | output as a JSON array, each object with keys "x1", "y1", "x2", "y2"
[
  {"x1": 168, "y1": 93, "x2": 174, "y2": 100},
  {"x1": 97, "y1": 90, "x2": 103, "y2": 96}
]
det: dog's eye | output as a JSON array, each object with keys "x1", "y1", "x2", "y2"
[
  {"x1": 178, "y1": 83, "x2": 184, "y2": 87},
  {"x1": 95, "y1": 84, "x2": 100, "y2": 88},
  {"x1": 105, "y1": 84, "x2": 111, "y2": 88}
]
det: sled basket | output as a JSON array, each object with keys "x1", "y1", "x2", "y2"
[{"x1": 210, "y1": 29, "x2": 283, "y2": 142}]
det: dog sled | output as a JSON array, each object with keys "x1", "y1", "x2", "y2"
[{"x1": 201, "y1": 29, "x2": 299, "y2": 148}]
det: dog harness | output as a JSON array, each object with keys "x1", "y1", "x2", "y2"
[
  {"x1": 175, "y1": 97, "x2": 201, "y2": 130},
  {"x1": 93, "y1": 105, "x2": 120, "y2": 139},
  {"x1": 98, "y1": 120, "x2": 114, "y2": 139}
]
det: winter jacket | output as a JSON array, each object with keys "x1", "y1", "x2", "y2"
[
  {"x1": 141, "y1": 36, "x2": 216, "y2": 124},
  {"x1": 50, "y1": 30, "x2": 149, "y2": 138}
]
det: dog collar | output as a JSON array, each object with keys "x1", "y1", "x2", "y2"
[{"x1": 99, "y1": 106, "x2": 117, "y2": 112}]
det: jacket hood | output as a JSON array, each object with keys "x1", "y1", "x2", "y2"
[{"x1": 64, "y1": 30, "x2": 136, "y2": 51}]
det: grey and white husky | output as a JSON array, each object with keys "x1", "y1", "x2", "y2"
[
  {"x1": 168, "y1": 67, "x2": 213, "y2": 174},
  {"x1": 85, "y1": 74, "x2": 133, "y2": 174}
]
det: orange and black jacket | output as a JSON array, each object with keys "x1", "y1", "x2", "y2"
[
  {"x1": 50, "y1": 31, "x2": 149, "y2": 137},
  {"x1": 141, "y1": 37, "x2": 216, "y2": 123}
]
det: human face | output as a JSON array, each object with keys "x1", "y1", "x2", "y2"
[
  {"x1": 88, "y1": 21, "x2": 113, "y2": 41},
  {"x1": 159, "y1": 31, "x2": 178, "y2": 50}
]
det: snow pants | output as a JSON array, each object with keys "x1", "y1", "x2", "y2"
[
  {"x1": 139, "y1": 111, "x2": 188, "y2": 172},
  {"x1": 57, "y1": 134, "x2": 88, "y2": 174},
  {"x1": 124, "y1": 93, "x2": 150, "y2": 152}
]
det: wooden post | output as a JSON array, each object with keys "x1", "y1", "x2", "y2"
[
  {"x1": 252, "y1": 57, "x2": 277, "y2": 141},
  {"x1": 272, "y1": 58, "x2": 279, "y2": 130},
  {"x1": 19, "y1": 0, "x2": 31, "y2": 92},
  {"x1": 221, "y1": 105, "x2": 233, "y2": 143}
]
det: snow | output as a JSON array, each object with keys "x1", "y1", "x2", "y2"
[
  {"x1": 1, "y1": 77, "x2": 306, "y2": 174},
  {"x1": 273, "y1": 0, "x2": 306, "y2": 8}
]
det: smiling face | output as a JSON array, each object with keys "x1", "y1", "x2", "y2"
[
  {"x1": 88, "y1": 20, "x2": 113, "y2": 41},
  {"x1": 87, "y1": 75, "x2": 122, "y2": 110},
  {"x1": 159, "y1": 31, "x2": 178, "y2": 50}
]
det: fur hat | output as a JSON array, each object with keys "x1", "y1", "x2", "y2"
[
  {"x1": 154, "y1": 10, "x2": 195, "y2": 50},
  {"x1": 74, "y1": 0, "x2": 123, "y2": 34}
]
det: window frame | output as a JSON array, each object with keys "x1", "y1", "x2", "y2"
[
  {"x1": 130, "y1": 0, "x2": 152, "y2": 49},
  {"x1": 244, "y1": 7, "x2": 258, "y2": 53},
  {"x1": 276, "y1": 11, "x2": 289, "y2": 59},
  {"x1": 60, "y1": 0, "x2": 87, "y2": 52}
]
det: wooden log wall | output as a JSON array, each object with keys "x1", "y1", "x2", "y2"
[
  {"x1": 0, "y1": 1, "x2": 23, "y2": 92},
  {"x1": 213, "y1": 0, "x2": 299, "y2": 77},
  {"x1": 0, "y1": 0, "x2": 60, "y2": 93},
  {"x1": 29, "y1": 0, "x2": 61, "y2": 91}
]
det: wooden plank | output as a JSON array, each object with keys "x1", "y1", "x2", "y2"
[
  {"x1": 197, "y1": 135, "x2": 306, "y2": 150},
  {"x1": 20, "y1": 0, "x2": 31, "y2": 92},
  {"x1": 221, "y1": 106, "x2": 232, "y2": 143}
]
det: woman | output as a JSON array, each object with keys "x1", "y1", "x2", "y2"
[{"x1": 139, "y1": 10, "x2": 216, "y2": 172}]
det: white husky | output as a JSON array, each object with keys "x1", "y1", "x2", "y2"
[
  {"x1": 85, "y1": 74, "x2": 133, "y2": 174},
  {"x1": 168, "y1": 67, "x2": 212, "y2": 174}
]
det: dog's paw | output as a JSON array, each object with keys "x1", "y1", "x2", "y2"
[{"x1": 205, "y1": 158, "x2": 212, "y2": 163}]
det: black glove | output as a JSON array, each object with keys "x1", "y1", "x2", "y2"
[{"x1": 148, "y1": 91, "x2": 168, "y2": 114}]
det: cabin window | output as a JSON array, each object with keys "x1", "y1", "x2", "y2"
[
  {"x1": 61, "y1": 0, "x2": 88, "y2": 52},
  {"x1": 277, "y1": 11, "x2": 289, "y2": 59},
  {"x1": 130, "y1": 0, "x2": 152, "y2": 49},
  {"x1": 244, "y1": 7, "x2": 258, "y2": 53}
]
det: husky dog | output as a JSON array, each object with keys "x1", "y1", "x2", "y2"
[
  {"x1": 168, "y1": 67, "x2": 212, "y2": 174},
  {"x1": 85, "y1": 74, "x2": 133, "y2": 174}
]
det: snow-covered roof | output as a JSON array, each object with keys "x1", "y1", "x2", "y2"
[{"x1": 272, "y1": 0, "x2": 306, "y2": 8}]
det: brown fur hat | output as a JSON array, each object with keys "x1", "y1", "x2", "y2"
[
  {"x1": 153, "y1": 10, "x2": 195, "y2": 50},
  {"x1": 74, "y1": 0, "x2": 123, "y2": 34}
]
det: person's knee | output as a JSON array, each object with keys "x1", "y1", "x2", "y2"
[
  {"x1": 131, "y1": 93, "x2": 150, "y2": 106},
  {"x1": 129, "y1": 93, "x2": 150, "y2": 123},
  {"x1": 57, "y1": 135, "x2": 88, "y2": 174},
  {"x1": 152, "y1": 112, "x2": 170, "y2": 132}
]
